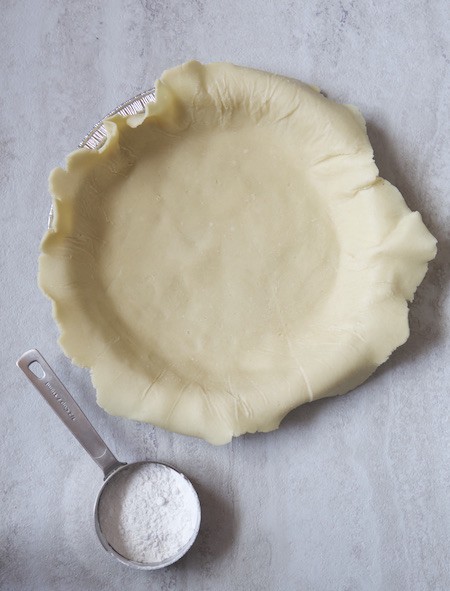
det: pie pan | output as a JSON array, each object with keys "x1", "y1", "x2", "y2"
[{"x1": 40, "y1": 61, "x2": 437, "y2": 444}]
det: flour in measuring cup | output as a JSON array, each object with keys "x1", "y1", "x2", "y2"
[{"x1": 98, "y1": 463, "x2": 199, "y2": 564}]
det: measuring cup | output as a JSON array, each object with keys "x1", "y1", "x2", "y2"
[{"x1": 17, "y1": 349, "x2": 201, "y2": 570}]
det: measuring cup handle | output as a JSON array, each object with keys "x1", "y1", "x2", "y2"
[{"x1": 17, "y1": 349, "x2": 125, "y2": 479}]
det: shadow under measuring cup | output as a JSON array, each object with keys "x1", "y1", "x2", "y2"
[{"x1": 17, "y1": 349, "x2": 201, "y2": 570}]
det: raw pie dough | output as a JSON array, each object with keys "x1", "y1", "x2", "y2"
[{"x1": 40, "y1": 61, "x2": 437, "y2": 444}]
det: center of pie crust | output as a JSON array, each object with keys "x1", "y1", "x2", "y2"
[{"x1": 91, "y1": 124, "x2": 339, "y2": 386}]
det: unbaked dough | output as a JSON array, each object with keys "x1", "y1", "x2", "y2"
[{"x1": 39, "y1": 61, "x2": 437, "y2": 444}]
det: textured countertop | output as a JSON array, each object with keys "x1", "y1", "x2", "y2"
[{"x1": 1, "y1": 1, "x2": 449, "y2": 590}]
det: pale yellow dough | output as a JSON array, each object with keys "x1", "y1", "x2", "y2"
[{"x1": 40, "y1": 61, "x2": 437, "y2": 444}]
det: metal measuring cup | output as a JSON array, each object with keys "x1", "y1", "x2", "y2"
[{"x1": 17, "y1": 349, "x2": 201, "y2": 570}]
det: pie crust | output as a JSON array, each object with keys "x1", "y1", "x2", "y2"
[{"x1": 39, "y1": 62, "x2": 437, "y2": 444}]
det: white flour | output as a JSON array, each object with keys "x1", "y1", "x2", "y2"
[{"x1": 97, "y1": 462, "x2": 199, "y2": 564}]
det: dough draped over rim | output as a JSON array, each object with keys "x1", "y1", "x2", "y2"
[{"x1": 40, "y1": 61, "x2": 437, "y2": 444}]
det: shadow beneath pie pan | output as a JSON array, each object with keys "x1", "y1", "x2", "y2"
[
  {"x1": 366, "y1": 120, "x2": 449, "y2": 375},
  {"x1": 238, "y1": 393, "x2": 334, "y2": 448}
]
